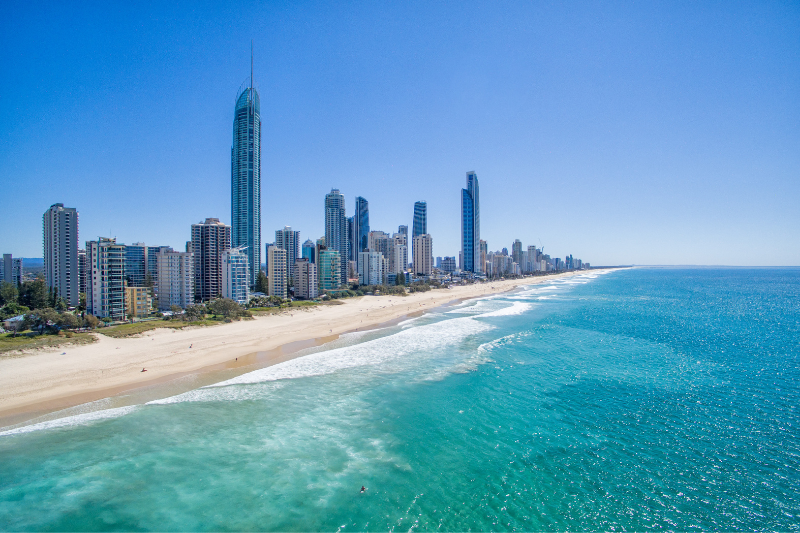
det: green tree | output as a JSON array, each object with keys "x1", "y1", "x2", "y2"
[
  {"x1": 396, "y1": 272, "x2": 406, "y2": 286},
  {"x1": 184, "y1": 304, "x2": 207, "y2": 321},
  {"x1": 0, "y1": 281, "x2": 18, "y2": 306},
  {"x1": 255, "y1": 271, "x2": 269, "y2": 294},
  {"x1": 19, "y1": 279, "x2": 49, "y2": 310},
  {"x1": 58, "y1": 313, "x2": 80, "y2": 330},
  {"x1": 84, "y1": 314, "x2": 100, "y2": 329},
  {"x1": 28, "y1": 308, "x2": 60, "y2": 335},
  {"x1": 78, "y1": 292, "x2": 86, "y2": 312},
  {"x1": 0, "y1": 302, "x2": 30, "y2": 320},
  {"x1": 208, "y1": 298, "x2": 242, "y2": 318}
]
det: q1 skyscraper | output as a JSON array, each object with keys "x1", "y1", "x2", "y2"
[
  {"x1": 231, "y1": 46, "x2": 261, "y2": 287},
  {"x1": 461, "y1": 171, "x2": 481, "y2": 274}
]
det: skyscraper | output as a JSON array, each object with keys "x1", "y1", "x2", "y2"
[
  {"x1": 221, "y1": 246, "x2": 250, "y2": 304},
  {"x1": 413, "y1": 234, "x2": 433, "y2": 276},
  {"x1": 231, "y1": 49, "x2": 261, "y2": 287},
  {"x1": 353, "y1": 196, "x2": 369, "y2": 265},
  {"x1": 302, "y1": 239, "x2": 316, "y2": 263},
  {"x1": 413, "y1": 202, "x2": 427, "y2": 238},
  {"x1": 275, "y1": 226, "x2": 300, "y2": 287},
  {"x1": 43, "y1": 203, "x2": 79, "y2": 306},
  {"x1": 461, "y1": 171, "x2": 481, "y2": 274},
  {"x1": 86, "y1": 237, "x2": 126, "y2": 320},
  {"x1": 191, "y1": 218, "x2": 232, "y2": 302},
  {"x1": 124, "y1": 243, "x2": 147, "y2": 287},
  {"x1": 325, "y1": 189, "x2": 348, "y2": 286},
  {"x1": 512, "y1": 239, "x2": 523, "y2": 266}
]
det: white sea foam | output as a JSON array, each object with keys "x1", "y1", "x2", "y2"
[
  {"x1": 206, "y1": 316, "x2": 494, "y2": 388},
  {"x1": 0, "y1": 406, "x2": 138, "y2": 437},
  {"x1": 147, "y1": 382, "x2": 286, "y2": 405},
  {"x1": 475, "y1": 301, "x2": 532, "y2": 318}
]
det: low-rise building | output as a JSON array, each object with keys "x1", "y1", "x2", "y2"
[{"x1": 126, "y1": 285, "x2": 152, "y2": 317}]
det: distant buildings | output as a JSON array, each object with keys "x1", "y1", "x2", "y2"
[
  {"x1": 318, "y1": 249, "x2": 341, "y2": 290},
  {"x1": 275, "y1": 226, "x2": 300, "y2": 286},
  {"x1": 301, "y1": 239, "x2": 316, "y2": 263},
  {"x1": 43, "y1": 203, "x2": 79, "y2": 306},
  {"x1": 351, "y1": 196, "x2": 369, "y2": 268},
  {"x1": 1, "y1": 254, "x2": 22, "y2": 287},
  {"x1": 480, "y1": 240, "x2": 488, "y2": 274},
  {"x1": 231, "y1": 64, "x2": 261, "y2": 287},
  {"x1": 512, "y1": 239, "x2": 522, "y2": 266},
  {"x1": 86, "y1": 237, "x2": 126, "y2": 320},
  {"x1": 191, "y1": 218, "x2": 231, "y2": 302},
  {"x1": 324, "y1": 189, "x2": 348, "y2": 285},
  {"x1": 222, "y1": 246, "x2": 250, "y2": 304},
  {"x1": 267, "y1": 245, "x2": 287, "y2": 298},
  {"x1": 295, "y1": 258, "x2": 318, "y2": 299},
  {"x1": 155, "y1": 248, "x2": 194, "y2": 311},
  {"x1": 441, "y1": 256, "x2": 456, "y2": 273},
  {"x1": 413, "y1": 234, "x2": 433, "y2": 276},
  {"x1": 461, "y1": 171, "x2": 481, "y2": 274}
]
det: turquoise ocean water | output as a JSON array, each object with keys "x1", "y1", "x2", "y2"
[{"x1": 1, "y1": 268, "x2": 799, "y2": 530}]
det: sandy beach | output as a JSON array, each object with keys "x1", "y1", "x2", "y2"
[{"x1": 0, "y1": 272, "x2": 599, "y2": 425}]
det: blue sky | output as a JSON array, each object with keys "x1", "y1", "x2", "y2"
[{"x1": 1, "y1": 1, "x2": 798, "y2": 265}]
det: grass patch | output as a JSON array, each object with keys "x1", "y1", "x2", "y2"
[
  {"x1": 98, "y1": 319, "x2": 222, "y2": 338},
  {"x1": 0, "y1": 331, "x2": 97, "y2": 355}
]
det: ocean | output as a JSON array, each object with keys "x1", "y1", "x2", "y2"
[{"x1": 1, "y1": 268, "x2": 798, "y2": 531}]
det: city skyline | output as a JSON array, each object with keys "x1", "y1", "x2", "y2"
[{"x1": 1, "y1": 2, "x2": 798, "y2": 266}]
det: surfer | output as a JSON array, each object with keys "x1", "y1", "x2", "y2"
[{"x1": 360, "y1": 486, "x2": 366, "y2": 493}]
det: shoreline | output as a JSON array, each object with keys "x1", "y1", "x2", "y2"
[{"x1": 0, "y1": 271, "x2": 606, "y2": 428}]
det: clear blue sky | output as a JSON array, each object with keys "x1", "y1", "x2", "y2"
[{"x1": 2, "y1": 1, "x2": 798, "y2": 266}]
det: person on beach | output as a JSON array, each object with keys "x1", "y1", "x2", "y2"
[{"x1": 141, "y1": 368, "x2": 147, "y2": 372}]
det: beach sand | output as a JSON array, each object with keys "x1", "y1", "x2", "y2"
[{"x1": 0, "y1": 272, "x2": 598, "y2": 425}]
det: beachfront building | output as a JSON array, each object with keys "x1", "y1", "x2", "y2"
[
  {"x1": 231, "y1": 59, "x2": 261, "y2": 287},
  {"x1": 358, "y1": 251, "x2": 384, "y2": 286},
  {"x1": 221, "y1": 246, "x2": 250, "y2": 304},
  {"x1": 86, "y1": 237, "x2": 126, "y2": 320},
  {"x1": 77, "y1": 249, "x2": 87, "y2": 295},
  {"x1": 275, "y1": 226, "x2": 300, "y2": 286},
  {"x1": 155, "y1": 249, "x2": 194, "y2": 311},
  {"x1": 461, "y1": 171, "x2": 481, "y2": 274},
  {"x1": 126, "y1": 286, "x2": 152, "y2": 318},
  {"x1": 412, "y1": 201, "x2": 426, "y2": 268},
  {"x1": 124, "y1": 243, "x2": 147, "y2": 288},
  {"x1": 191, "y1": 218, "x2": 231, "y2": 302},
  {"x1": 295, "y1": 258, "x2": 318, "y2": 299},
  {"x1": 43, "y1": 203, "x2": 79, "y2": 306},
  {"x1": 267, "y1": 245, "x2": 287, "y2": 298},
  {"x1": 318, "y1": 249, "x2": 341, "y2": 290},
  {"x1": 413, "y1": 234, "x2": 433, "y2": 276},
  {"x1": 301, "y1": 239, "x2": 316, "y2": 263},
  {"x1": 324, "y1": 189, "x2": 349, "y2": 285},
  {"x1": 351, "y1": 197, "x2": 370, "y2": 269}
]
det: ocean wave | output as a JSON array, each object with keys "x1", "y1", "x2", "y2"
[
  {"x1": 0, "y1": 406, "x2": 138, "y2": 437},
  {"x1": 147, "y1": 382, "x2": 286, "y2": 405},
  {"x1": 206, "y1": 316, "x2": 494, "y2": 387},
  {"x1": 475, "y1": 302, "x2": 532, "y2": 318}
]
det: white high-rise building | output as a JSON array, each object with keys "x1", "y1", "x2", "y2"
[
  {"x1": 275, "y1": 226, "x2": 300, "y2": 286},
  {"x1": 324, "y1": 189, "x2": 349, "y2": 285},
  {"x1": 389, "y1": 233, "x2": 408, "y2": 274},
  {"x1": 267, "y1": 245, "x2": 287, "y2": 298},
  {"x1": 156, "y1": 249, "x2": 194, "y2": 311},
  {"x1": 43, "y1": 203, "x2": 79, "y2": 306},
  {"x1": 86, "y1": 238, "x2": 126, "y2": 320},
  {"x1": 358, "y1": 251, "x2": 385, "y2": 286},
  {"x1": 295, "y1": 258, "x2": 318, "y2": 299},
  {"x1": 221, "y1": 246, "x2": 250, "y2": 304},
  {"x1": 413, "y1": 234, "x2": 433, "y2": 276}
]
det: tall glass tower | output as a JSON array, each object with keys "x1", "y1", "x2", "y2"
[
  {"x1": 461, "y1": 171, "x2": 481, "y2": 273},
  {"x1": 231, "y1": 49, "x2": 261, "y2": 287},
  {"x1": 325, "y1": 189, "x2": 349, "y2": 286},
  {"x1": 412, "y1": 201, "x2": 427, "y2": 238},
  {"x1": 351, "y1": 196, "x2": 369, "y2": 269}
]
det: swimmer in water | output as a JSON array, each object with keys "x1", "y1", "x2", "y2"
[{"x1": 360, "y1": 486, "x2": 366, "y2": 493}]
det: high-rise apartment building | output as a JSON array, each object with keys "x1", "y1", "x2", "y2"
[
  {"x1": 413, "y1": 202, "x2": 427, "y2": 238},
  {"x1": 86, "y1": 237, "x2": 126, "y2": 320},
  {"x1": 398, "y1": 225, "x2": 408, "y2": 237},
  {"x1": 389, "y1": 233, "x2": 408, "y2": 274},
  {"x1": 77, "y1": 249, "x2": 87, "y2": 295},
  {"x1": 191, "y1": 218, "x2": 232, "y2": 303},
  {"x1": 222, "y1": 246, "x2": 250, "y2": 304},
  {"x1": 358, "y1": 251, "x2": 384, "y2": 286},
  {"x1": 441, "y1": 256, "x2": 457, "y2": 273},
  {"x1": 480, "y1": 240, "x2": 488, "y2": 273},
  {"x1": 368, "y1": 231, "x2": 390, "y2": 257},
  {"x1": 413, "y1": 234, "x2": 433, "y2": 276},
  {"x1": 512, "y1": 240, "x2": 523, "y2": 266},
  {"x1": 294, "y1": 258, "x2": 318, "y2": 299},
  {"x1": 124, "y1": 243, "x2": 148, "y2": 287},
  {"x1": 318, "y1": 249, "x2": 341, "y2": 291},
  {"x1": 352, "y1": 196, "x2": 369, "y2": 267},
  {"x1": 302, "y1": 239, "x2": 316, "y2": 263},
  {"x1": 231, "y1": 55, "x2": 261, "y2": 288},
  {"x1": 267, "y1": 245, "x2": 287, "y2": 298},
  {"x1": 324, "y1": 189, "x2": 348, "y2": 285},
  {"x1": 275, "y1": 226, "x2": 300, "y2": 286},
  {"x1": 461, "y1": 171, "x2": 481, "y2": 274},
  {"x1": 1, "y1": 254, "x2": 22, "y2": 286},
  {"x1": 155, "y1": 249, "x2": 194, "y2": 311},
  {"x1": 43, "y1": 203, "x2": 79, "y2": 306}
]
